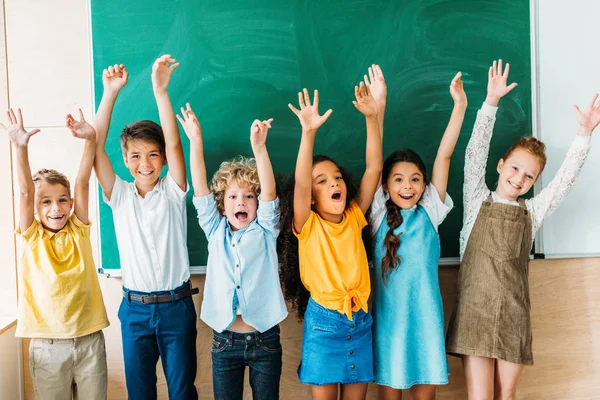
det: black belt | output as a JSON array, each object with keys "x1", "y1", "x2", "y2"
[{"x1": 124, "y1": 286, "x2": 199, "y2": 304}]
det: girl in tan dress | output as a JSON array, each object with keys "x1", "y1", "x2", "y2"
[{"x1": 445, "y1": 59, "x2": 600, "y2": 399}]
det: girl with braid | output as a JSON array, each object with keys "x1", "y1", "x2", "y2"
[{"x1": 370, "y1": 72, "x2": 467, "y2": 400}]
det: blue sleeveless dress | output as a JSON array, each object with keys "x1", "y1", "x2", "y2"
[{"x1": 372, "y1": 202, "x2": 449, "y2": 388}]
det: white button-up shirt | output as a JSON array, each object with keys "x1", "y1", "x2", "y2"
[{"x1": 105, "y1": 173, "x2": 190, "y2": 292}]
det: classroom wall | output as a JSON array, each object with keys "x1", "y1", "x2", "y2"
[{"x1": 2, "y1": 1, "x2": 599, "y2": 399}]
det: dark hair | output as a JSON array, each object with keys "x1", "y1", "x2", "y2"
[
  {"x1": 120, "y1": 120, "x2": 166, "y2": 157},
  {"x1": 277, "y1": 155, "x2": 372, "y2": 320},
  {"x1": 380, "y1": 149, "x2": 427, "y2": 284}
]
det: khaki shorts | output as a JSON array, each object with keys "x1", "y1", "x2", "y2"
[{"x1": 29, "y1": 330, "x2": 107, "y2": 400}]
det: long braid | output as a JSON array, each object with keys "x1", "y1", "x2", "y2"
[{"x1": 381, "y1": 198, "x2": 403, "y2": 284}]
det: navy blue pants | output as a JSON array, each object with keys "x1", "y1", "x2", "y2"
[
  {"x1": 119, "y1": 282, "x2": 198, "y2": 400},
  {"x1": 212, "y1": 325, "x2": 282, "y2": 400}
]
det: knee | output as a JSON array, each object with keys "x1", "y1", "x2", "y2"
[{"x1": 494, "y1": 387, "x2": 517, "y2": 400}]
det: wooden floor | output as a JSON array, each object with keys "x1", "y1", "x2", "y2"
[{"x1": 22, "y1": 257, "x2": 600, "y2": 399}]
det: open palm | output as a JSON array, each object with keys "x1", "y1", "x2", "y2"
[
  {"x1": 574, "y1": 93, "x2": 600, "y2": 134},
  {"x1": 288, "y1": 89, "x2": 332, "y2": 133},
  {"x1": 1, "y1": 109, "x2": 39, "y2": 148}
]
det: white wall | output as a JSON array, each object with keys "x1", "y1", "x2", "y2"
[
  {"x1": 535, "y1": 0, "x2": 600, "y2": 257},
  {"x1": 0, "y1": 322, "x2": 22, "y2": 400}
]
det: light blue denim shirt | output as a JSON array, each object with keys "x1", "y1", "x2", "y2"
[{"x1": 193, "y1": 193, "x2": 288, "y2": 333}]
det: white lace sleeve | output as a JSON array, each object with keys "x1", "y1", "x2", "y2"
[
  {"x1": 369, "y1": 185, "x2": 387, "y2": 236},
  {"x1": 460, "y1": 103, "x2": 497, "y2": 259},
  {"x1": 525, "y1": 135, "x2": 592, "y2": 238}
]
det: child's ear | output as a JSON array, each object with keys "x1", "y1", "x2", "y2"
[
  {"x1": 70, "y1": 198, "x2": 74, "y2": 210},
  {"x1": 382, "y1": 183, "x2": 388, "y2": 193},
  {"x1": 497, "y1": 158, "x2": 505, "y2": 173},
  {"x1": 162, "y1": 156, "x2": 167, "y2": 166}
]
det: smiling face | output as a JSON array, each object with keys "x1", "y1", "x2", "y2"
[
  {"x1": 34, "y1": 182, "x2": 73, "y2": 232},
  {"x1": 384, "y1": 161, "x2": 426, "y2": 209},
  {"x1": 123, "y1": 138, "x2": 166, "y2": 192},
  {"x1": 311, "y1": 160, "x2": 348, "y2": 223},
  {"x1": 222, "y1": 181, "x2": 258, "y2": 231},
  {"x1": 496, "y1": 148, "x2": 542, "y2": 201}
]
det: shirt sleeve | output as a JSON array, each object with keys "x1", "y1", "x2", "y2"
[
  {"x1": 347, "y1": 201, "x2": 368, "y2": 230},
  {"x1": 257, "y1": 196, "x2": 280, "y2": 237},
  {"x1": 525, "y1": 134, "x2": 592, "y2": 237},
  {"x1": 419, "y1": 183, "x2": 454, "y2": 230},
  {"x1": 192, "y1": 194, "x2": 223, "y2": 240},
  {"x1": 164, "y1": 172, "x2": 189, "y2": 201},
  {"x1": 15, "y1": 219, "x2": 41, "y2": 242},
  {"x1": 293, "y1": 211, "x2": 316, "y2": 240},
  {"x1": 369, "y1": 186, "x2": 387, "y2": 235},
  {"x1": 103, "y1": 175, "x2": 127, "y2": 209},
  {"x1": 69, "y1": 214, "x2": 91, "y2": 238}
]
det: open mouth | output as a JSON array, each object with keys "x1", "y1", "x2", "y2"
[
  {"x1": 399, "y1": 193, "x2": 414, "y2": 200},
  {"x1": 235, "y1": 212, "x2": 248, "y2": 222},
  {"x1": 48, "y1": 215, "x2": 65, "y2": 221},
  {"x1": 331, "y1": 192, "x2": 342, "y2": 201},
  {"x1": 138, "y1": 171, "x2": 153, "y2": 177}
]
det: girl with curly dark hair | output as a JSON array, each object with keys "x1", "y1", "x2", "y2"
[{"x1": 278, "y1": 65, "x2": 384, "y2": 400}]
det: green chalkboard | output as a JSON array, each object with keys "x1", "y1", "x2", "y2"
[{"x1": 91, "y1": 0, "x2": 531, "y2": 271}]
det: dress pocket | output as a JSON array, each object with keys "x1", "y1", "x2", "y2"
[{"x1": 481, "y1": 217, "x2": 525, "y2": 262}]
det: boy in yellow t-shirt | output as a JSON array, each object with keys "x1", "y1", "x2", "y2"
[{"x1": 2, "y1": 108, "x2": 109, "y2": 400}]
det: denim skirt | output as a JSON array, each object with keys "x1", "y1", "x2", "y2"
[{"x1": 298, "y1": 298, "x2": 375, "y2": 385}]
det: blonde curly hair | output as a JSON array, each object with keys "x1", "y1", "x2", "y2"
[
  {"x1": 32, "y1": 169, "x2": 71, "y2": 197},
  {"x1": 211, "y1": 156, "x2": 260, "y2": 213}
]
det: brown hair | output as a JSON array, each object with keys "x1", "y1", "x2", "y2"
[
  {"x1": 120, "y1": 120, "x2": 166, "y2": 157},
  {"x1": 32, "y1": 169, "x2": 71, "y2": 197},
  {"x1": 211, "y1": 156, "x2": 260, "y2": 214},
  {"x1": 381, "y1": 149, "x2": 427, "y2": 284},
  {"x1": 502, "y1": 137, "x2": 547, "y2": 174}
]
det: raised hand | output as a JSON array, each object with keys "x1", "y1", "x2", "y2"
[
  {"x1": 152, "y1": 54, "x2": 179, "y2": 93},
  {"x1": 176, "y1": 103, "x2": 202, "y2": 140},
  {"x1": 450, "y1": 71, "x2": 467, "y2": 106},
  {"x1": 353, "y1": 81, "x2": 378, "y2": 117},
  {"x1": 288, "y1": 89, "x2": 333, "y2": 134},
  {"x1": 103, "y1": 64, "x2": 128, "y2": 94},
  {"x1": 573, "y1": 93, "x2": 600, "y2": 136},
  {"x1": 250, "y1": 118, "x2": 274, "y2": 148},
  {"x1": 364, "y1": 64, "x2": 387, "y2": 114},
  {"x1": 66, "y1": 109, "x2": 96, "y2": 140},
  {"x1": 1, "y1": 109, "x2": 40, "y2": 148},
  {"x1": 486, "y1": 59, "x2": 518, "y2": 107}
]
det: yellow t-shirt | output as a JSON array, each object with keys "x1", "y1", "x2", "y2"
[
  {"x1": 15, "y1": 215, "x2": 109, "y2": 338},
  {"x1": 294, "y1": 202, "x2": 370, "y2": 320}
]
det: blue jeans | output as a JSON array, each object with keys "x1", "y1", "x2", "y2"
[
  {"x1": 118, "y1": 282, "x2": 198, "y2": 400},
  {"x1": 212, "y1": 325, "x2": 282, "y2": 400}
]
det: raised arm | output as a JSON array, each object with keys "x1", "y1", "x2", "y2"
[
  {"x1": 365, "y1": 64, "x2": 387, "y2": 188},
  {"x1": 528, "y1": 93, "x2": 599, "y2": 231},
  {"x1": 464, "y1": 60, "x2": 518, "y2": 205},
  {"x1": 250, "y1": 118, "x2": 276, "y2": 201},
  {"x1": 2, "y1": 109, "x2": 40, "y2": 232},
  {"x1": 94, "y1": 64, "x2": 128, "y2": 200},
  {"x1": 176, "y1": 103, "x2": 209, "y2": 197},
  {"x1": 66, "y1": 110, "x2": 96, "y2": 224},
  {"x1": 288, "y1": 89, "x2": 332, "y2": 232},
  {"x1": 151, "y1": 54, "x2": 186, "y2": 191},
  {"x1": 430, "y1": 72, "x2": 468, "y2": 201},
  {"x1": 353, "y1": 81, "x2": 382, "y2": 213}
]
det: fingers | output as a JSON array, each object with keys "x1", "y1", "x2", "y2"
[
  {"x1": 375, "y1": 64, "x2": 384, "y2": 81},
  {"x1": 573, "y1": 104, "x2": 582, "y2": 118},
  {"x1": 507, "y1": 82, "x2": 518, "y2": 92},
  {"x1": 288, "y1": 103, "x2": 300, "y2": 116},
  {"x1": 251, "y1": 119, "x2": 261, "y2": 134},
  {"x1": 263, "y1": 118, "x2": 274, "y2": 128},
  {"x1": 8, "y1": 109, "x2": 17, "y2": 125},
  {"x1": 175, "y1": 114, "x2": 185, "y2": 125},
  {"x1": 497, "y1": 59, "x2": 503, "y2": 77},
  {"x1": 16, "y1": 108, "x2": 23, "y2": 127},
  {"x1": 368, "y1": 66, "x2": 374, "y2": 84},
  {"x1": 303, "y1": 88, "x2": 311, "y2": 107},
  {"x1": 78, "y1": 108, "x2": 85, "y2": 121},
  {"x1": 313, "y1": 89, "x2": 319, "y2": 108},
  {"x1": 503, "y1": 62, "x2": 510, "y2": 78},
  {"x1": 169, "y1": 62, "x2": 180, "y2": 72},
  {"x1": 588, "y1": 93, "x2": 599, "y2": 109},
  {"x1": 321, "y1": 109, "x2": 333, "y2": 123},
  {"x1": 492, "y1": 60, "x2": 497, "y2": 77},
  {"x1": 28, "y1": 129, "x2": 40, "y2": 136},
  {"x1": 298, "y1": 91, "x2": 305, "y2": 109}
]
